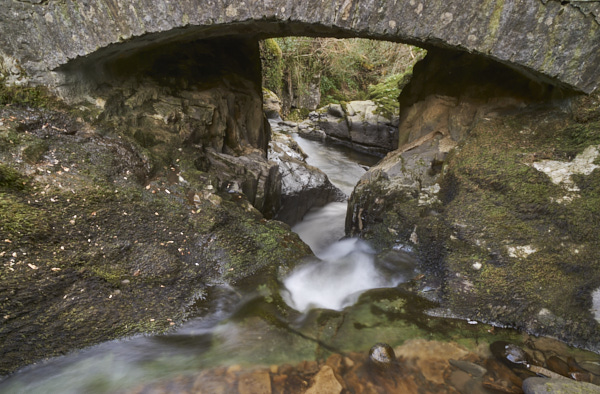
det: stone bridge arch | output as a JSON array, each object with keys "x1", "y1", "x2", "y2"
[{"x1": 1, "y1": 0, "x2": 599, "y2": 95}]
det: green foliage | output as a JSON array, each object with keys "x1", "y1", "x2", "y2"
[
  {"x1": 259, "y1": 39, "x2": 284, "y2": 93},
  {"x1": 367, "y1": 72, "x2": 409, "y2": 119},
  {"x1": 260, "y1": 37, "x2": 425, "y2": 113},
  {"x1": 367, "y1": 49, "x2": 426, "y2": 119},
  {"x1": 286, "y1": 108, "x2": 311, "y2": 122}
]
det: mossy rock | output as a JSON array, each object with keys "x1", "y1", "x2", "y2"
[
  {"x1": 0, "y1": 193, "x2": 52, "y2": 238},
  {"x1": 0, "y1": 104, "x2": 312, "y2": 375},
  {"x1": 439, "y1": 105, "x2": 600, "y2": 347},
  {"x1": 0, "y1": 163, "x2": 29, "y2": 190},
  {"x1": 350, "y1": 99, "x2": 600, "y2": 351},
  {"x1": 367, "y1": 72, "x2": 411, "y2": 119}
]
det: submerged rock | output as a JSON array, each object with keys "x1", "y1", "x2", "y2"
[
  {"x1": 522, "y1": 377, "x2": 600, "y2": 394},
  {"x1": 490, "y1": 341, "x2": 533, "y2": 368},
  {"x1": 306, "y1": 365, "x2": 344, "y2": 394},
  {"x1": 369, "y1": 343, "x2": 397, "y2": 370}
]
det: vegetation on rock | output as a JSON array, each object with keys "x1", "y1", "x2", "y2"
[
  {"x1": 0, "y1": 82, "x2": 311, "y2": 375},
  {"x1": 260, "y1": 37, "x2": 425, "y2": 116},
  {"x1": 348, "y1": 94, "x2": 600, "y2": 351}
]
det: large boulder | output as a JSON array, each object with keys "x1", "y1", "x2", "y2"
[
  {"x1": 305, "y1": 101, "x2": 399, "y2": 155},
  {"x1": 269, "y1": 124, "x2": 344, "y2": 225},
  {"x1": 0, "y1": 103, "x2": 312, "y2": 376}
]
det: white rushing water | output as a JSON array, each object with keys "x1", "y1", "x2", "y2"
[
  {"x1": 282, "y1": 134, "x2": 411, "y2": 313},
  {"x1": 282, "y1": 238, "x2": 405, "y2": 312}
]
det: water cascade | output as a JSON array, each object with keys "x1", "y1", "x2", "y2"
[{"x1": 282, "y1": 133, "x2": 413, "y2": 312}]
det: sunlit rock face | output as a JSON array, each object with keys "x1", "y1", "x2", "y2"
[{"x1": 1, "y1": 0, "x2": 600, "y2": 94}]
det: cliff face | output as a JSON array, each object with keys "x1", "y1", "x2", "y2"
[{"x1": 1, "y1": 0, "x2": 599, "y2": 95}]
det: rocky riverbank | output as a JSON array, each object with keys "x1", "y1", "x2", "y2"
[
  {"x1": 346, "y1": 48, "x2": 600, "y2": 351},
  {"x1": 0, "y1": 100, "x2": 312, "y2": 376}
]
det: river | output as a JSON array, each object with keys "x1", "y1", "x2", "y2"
[{"x1": 1, "y1": 130, "x2": 599, "y2": 393}]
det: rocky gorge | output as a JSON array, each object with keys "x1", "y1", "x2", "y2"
[{"x1": 1, "y1": 0, "x2": 600, "y2": 391}]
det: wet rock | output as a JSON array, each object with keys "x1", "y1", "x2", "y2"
[
  {"x1": 238, "y1": 369, "x2": 271, "y2": 394},
  {"x1": 490, "y1": 341, "x2": 533, "y2": 369},
  {"x1": 369, "y1": 343, "x2": 397, "y2": 370},
  {"x1": 0, "y1": 102, "x2": 313, "y2": 375},
  {"x1": 450, "y1": 359, "x2": 487, "y2": 378},
  {"x1": 394, "y1": 338, "x2": 468, "y2": 385},
  {"x1": 483, "y1": 358, "x2": 525, "y2": 393},
  {"x1": 450, "y1": 369, "x2": 472, "y2": 393},
  {"x1": 325, "y1": 353, "x2": 343, "y2": 373},
  {"x1": 522, "y1": 377, "x2": 600, "y2": 394},
  {"x1": 464, "y1": 378, "x2": 492, "y2": 394},
  {"x1": 306, "y1": 100, "x2": 398, "y2": 155},
  {"x1": 342, "y1": 48, "x2": 600, "y2": 352},
  {"x1": 205, "y1": 149, "x2": 282, "y2": 218},
  {"x1": 546, "y1": 356, "x2": 570, "y2": 377},
  {"x1": 269, "y1": 130, "x2": 344, "y2": 225},
  {"x1": 374, "y1": 249, "x2": 417, "y2": 280},
  {"x1": 305, "y1": 365, "x2": 343, "y2": 394},
  {"x1": 271, "y1": 374, "x2": 288, "y2": 394},
  {"x1": 565, "y1": 357, "x2": 600, "y2": 385}
]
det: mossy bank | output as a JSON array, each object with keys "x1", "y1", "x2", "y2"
[
  {"x1": 0, "y1": 103, "x2": 311, "y2": 376},
  {"x1": 348, "y1": 93, "x2": 600, "y2": 352}
]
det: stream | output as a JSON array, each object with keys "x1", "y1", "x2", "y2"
[
  {"x1": 284, "y1": 133, "x2": 410, "y2": 313},
  {"x1": 1, "y1": 129, "x2": 600, "y2": 393}
]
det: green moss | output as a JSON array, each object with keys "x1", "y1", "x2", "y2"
[
  {"x1": 0, "y1": 82, "x2": 55, "y2": 108},
  {"x1": 259, "y1": 39, "x2": 284, "y2": 93},
  {"x1": 287, "y1": 108, "x2": 311, "y2": 121},
  {"x1": 438, "y1": 104, "x2": 600, "y2": 342},
  {"x1": 367, "y1": 71, "x2": 411, "y2": 119},
  {"x1": 487, "y1": 0, "x2": 505, "y2": 40},
  {"x1": 0, "y1": 164, "x2": 29, "y2": 190},
  {"x1": 0, "y1": 193, "x2": 50, "y2": 237},
  {"x1": 22, "y1": 140, "x2": 49, "y2": 164}
]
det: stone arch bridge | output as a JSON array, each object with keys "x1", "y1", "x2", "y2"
[{"x1": 1, "y1": 0, "x2": 599, "y2": 94}]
